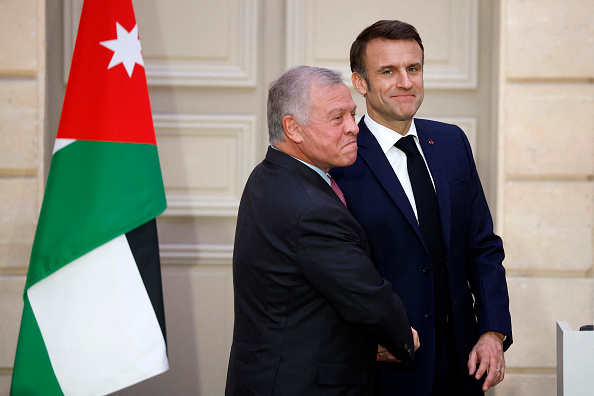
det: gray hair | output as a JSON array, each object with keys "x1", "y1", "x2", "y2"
[{"x1": 267, "y1": 65, "x2": 343, "y2": 144}]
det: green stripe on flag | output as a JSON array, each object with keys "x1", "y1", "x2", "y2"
[
  {"x1": 25, "y1": 140, "x2": 166, "y2": 291},
  {"x1": 11, "y1": 296, "x2": 63, "y2": 396}
]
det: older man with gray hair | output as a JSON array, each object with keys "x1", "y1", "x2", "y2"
[{"x1": 225, "y1": 65, "x2": 419, "y2": 396}]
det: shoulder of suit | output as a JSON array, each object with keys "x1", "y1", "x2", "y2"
[
  {"x1": 414, "y1": 118, "x2": 461, "y2": 131},
  {"x1": 414, "y1": 118, "x2": 468, "y2": 144}
]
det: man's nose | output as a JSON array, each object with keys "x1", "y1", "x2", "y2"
[
  {"x1": 395, "y1": 71, "x2": 413, "y2": 89},
  {"x1": 346, "y1": 117, "x2": 359, "y2": 135}
]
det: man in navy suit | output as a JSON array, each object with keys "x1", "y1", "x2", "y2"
[
  {"x1": 226, "y1": 65, "x2": 419, "y2": 396},
  {"x1": 331, "y1": 20, "x2": 512, "y2": 395}
]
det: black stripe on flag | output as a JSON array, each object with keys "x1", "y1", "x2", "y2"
[{"x1": 125, "y1": 219, "x2": 167, "y2": 347}]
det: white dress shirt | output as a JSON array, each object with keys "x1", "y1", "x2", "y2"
[{"x1": 364, "y1": 115, "x2": 436, "y2": 221}]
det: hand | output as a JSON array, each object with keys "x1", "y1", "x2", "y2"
[
  {"x1": 411, "y1": 327, "x2": 420, "y2": 352},
  {"x1": 377, "y1": 343, "x2": 400, "y2": 362},
  {"x1": 377, "y1": 327, "x2": 420, "y2": 362},
  {"x1": 467, "y1": 331, "x2": 506, "y2": 392}
]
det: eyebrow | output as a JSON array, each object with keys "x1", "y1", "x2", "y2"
[
  {"x1": 377, "y1": 65, "x2": 394, "y2": 71},
  {"x1": 378, "y1": 62, "x2": 423, "y2": 71},
  {"x1": 331, "y1": 105, "x2": 357, "y2": 115}
]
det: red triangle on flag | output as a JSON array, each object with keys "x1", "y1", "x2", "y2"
[{"x1": 56, "y1": 0, "x2": 156, "y2": 145}]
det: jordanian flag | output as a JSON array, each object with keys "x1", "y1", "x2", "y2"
[{"x1": 11, "y1": 0, "x2": 168, "y2": 395}]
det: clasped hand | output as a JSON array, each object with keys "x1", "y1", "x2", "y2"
[{"x1": 377, "y1": 327, "x2": 420, "y2": 362}]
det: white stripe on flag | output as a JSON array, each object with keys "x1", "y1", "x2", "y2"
[
  {"x1": 28, "y1": 234, "x2": 168, "y2": 396},
  {"x1": 52, "y1": 138, "x2": 76, "y2": 155}
]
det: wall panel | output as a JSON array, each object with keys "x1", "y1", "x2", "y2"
[
  {"x1": 65, "y1": 0, "x2": 259, "y2": 86},
  {"x1": 155, "y1": 114, "x2": 256, "y2": 216},
  {"x1": 286, "y1": 0, "x2": 478, "y2": 88}
]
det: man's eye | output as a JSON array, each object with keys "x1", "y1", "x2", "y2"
[{"x1": 383, "y1": 70, "x2": 393, "y2": 75}]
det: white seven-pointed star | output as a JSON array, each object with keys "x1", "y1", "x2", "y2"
[{"x1": 99, "y1": 22, "x2": 144, "y2": 78}]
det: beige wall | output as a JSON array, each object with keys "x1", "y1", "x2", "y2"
[
  {"x1": 0, "y1": 1, "x2": 593, "y2": 395},
  {"x1": 492, "y1": 1, "x2": 594, "y2": 395},
  {"x1": 0, "y1": 0, "x2": 45, "y2": 391}
]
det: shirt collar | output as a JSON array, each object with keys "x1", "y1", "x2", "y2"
[
  {"x1": 270, "y1": 145, "x2": 331, "y2": 185},
  {"x1": 364, "y1": 113, "x2": 419, "y2": 154}
]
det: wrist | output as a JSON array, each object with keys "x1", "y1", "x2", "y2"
[{"x1": 486, "y1": 331, "x2": 506, "y2": 342}]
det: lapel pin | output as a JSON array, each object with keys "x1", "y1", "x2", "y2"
[{"x1": 429, "y1": 140, "x2": 434, "y2": 144}]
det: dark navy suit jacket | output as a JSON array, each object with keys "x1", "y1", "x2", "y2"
[
  {"x1": 226, "y1": 147, "x2": 415, "y2": 396},
  {"x1": 331, "y1": 117, "x2": 512, "y2": 396}
]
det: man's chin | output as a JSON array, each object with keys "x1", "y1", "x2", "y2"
[{"x1": 338, "y1": 156, "x2": 358, "y2": 169}]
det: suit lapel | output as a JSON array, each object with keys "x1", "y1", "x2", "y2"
[
  {"x1": 415, "y1": 120, "x2": 452, "y2": 253},
  {"x1": 265, "y1": 146, "x2": 347, "y2": 208},
  {"x1": 357, "y1": 119, "x2": 426, "y2": 247}
]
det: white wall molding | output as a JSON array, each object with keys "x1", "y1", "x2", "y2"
[
  {"x1": 285, "y1": 0, "x2": 478, "y2": 89},
  {"x1": 154, "y1": 114, "x2": 256, "y2": 217},
  {"x1": 160, "y1": 243, "x2": 233, "y2": 266},
  {"x1": 64, "y1": 0, "x2": 258, "y2": 87}
]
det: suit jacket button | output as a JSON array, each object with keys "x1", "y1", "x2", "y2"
[
  {"x1": 424, "y1": 311, "x2": 432, "y2": 319},
  {"x1": 422, "y1": 266, "x2": 430, "y2": 273}
]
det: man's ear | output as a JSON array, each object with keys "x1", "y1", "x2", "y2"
[
  {"x1": 352, "y1": 72, "x2": 369, "y2": 96},
  {"x1": 282, "y1": 115, "x2": 304, "y2": 144}
]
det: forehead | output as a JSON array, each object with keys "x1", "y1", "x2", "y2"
[
  {"x1": 310, "y1": 83, "x2": 355, "y2": 114},
  {"x1": 364, "y1": 38, "x2": 423, "y2": 67}
]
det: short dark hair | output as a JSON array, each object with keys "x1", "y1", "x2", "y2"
[{"x1": 350, "y1": 20, "x2": 424, "y2": 87}]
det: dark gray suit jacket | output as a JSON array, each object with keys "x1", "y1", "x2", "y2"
[{"x1": 226, "y1": 147, "x2": 414, "y2": 396}]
